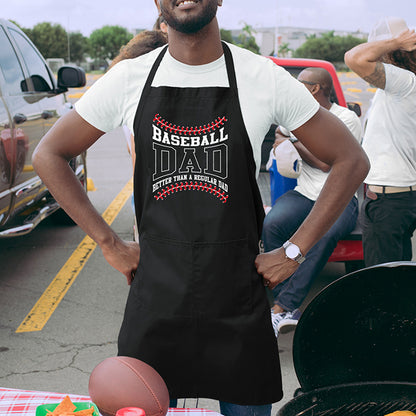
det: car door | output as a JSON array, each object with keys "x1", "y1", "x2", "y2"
[
  {"x1": 0, "y1": 24, "x2": 46, "y2": 215},
  {"x1": 0, "y1": 93, "x2": 13, "y2": 226},
  {"x1": 7, "y1": 26, "x2": 67, "y2": 136}
]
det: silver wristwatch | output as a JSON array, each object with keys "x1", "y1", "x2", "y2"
[
  {"x1": 283, "y1": 240, "x2": 305, "y2": 264},
  {"x1": 288, "y1": 136, "x2": 298, "y2": 143}
]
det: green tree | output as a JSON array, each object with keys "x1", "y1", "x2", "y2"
[
  {"x1": 220, "y1": 28, "x2": 234, "y2": 44},
  {"x1": 24, "y1": 22, "x2": 68, "y2": 59},
  {"x1": 294, "y1": 31, "x2": 365, "y2": 63},
  {"x1": 277, "y1": 42, "x2": 291, "y2": 57},
  {"x1": 235, "y1": 23, "x2": 260, "y2": 54},
  {"x1": 68, "y1": 32, "x2": 89, "y2": 64},
  {"x1": 89, "y1": 25, "x2": 133, "y2": 63}
]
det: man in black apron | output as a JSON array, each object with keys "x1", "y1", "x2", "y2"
[{"x1": 33, "y1": 1, "x2": 370, "y2": 415}]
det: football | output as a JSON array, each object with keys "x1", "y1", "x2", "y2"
[{"x1": 89, "y1": 356, "x2": 170, "y2": 416}]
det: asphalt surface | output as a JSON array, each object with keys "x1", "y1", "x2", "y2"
[{"x1": 0, "y1": 71, "x2": 414, "y2": 415}]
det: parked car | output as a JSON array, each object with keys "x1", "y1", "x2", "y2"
[
  {"x1": 0, "y1": 19, "x2": 86, "y2": 237},
  {"x1": 263, "y1": 57, "x2": 364, "y2": 273}
]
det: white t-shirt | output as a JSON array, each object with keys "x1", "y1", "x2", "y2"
[
  {"x1": 75, "y1": 43, "x2": 319, "y2": 176},
  {"x1": 362, "y1": 63, "x2": 416, "y2": 186},
  {"x1": 278, "y1": 103, "x2": 361, "y2": 201}
]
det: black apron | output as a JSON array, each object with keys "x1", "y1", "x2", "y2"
[{"x1": 118, "y1": 43, "x2": 283, "y2": 405}]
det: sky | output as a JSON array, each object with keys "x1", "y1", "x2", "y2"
[{"x1": 3, "y1": 0, "x2": 416, "y2": 36}]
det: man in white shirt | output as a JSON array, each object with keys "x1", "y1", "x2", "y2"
[
  {"x1": 345, "y1": 17, "x2": 416, "y2": 267},
  {"x1": 262, "y1": 68, "x2": 362, "y2": 336},
  {"x1": 32, "y1": 1, "x2": 369, "y2": 414}
]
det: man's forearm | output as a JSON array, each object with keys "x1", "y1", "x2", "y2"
[{"x1": 33, "y1": 150, "x2": 119, "y2": 248}]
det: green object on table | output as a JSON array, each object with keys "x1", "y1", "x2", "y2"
[{"x1": 36, "y1": 401, "x2": 99, "y2": 416}]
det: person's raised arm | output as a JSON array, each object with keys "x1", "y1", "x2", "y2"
[
  {"x1": 255, "y1": 107, "x2": 369, "y2": 287},
  {"x1": 32, "y1": 110, "x2": 140, "y2": 284},
  {"x1": 344, "y1": 29, "x2": 416, "y2": 89}
]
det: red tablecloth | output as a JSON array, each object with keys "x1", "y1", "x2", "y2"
[{"x1": 0, "y1": 388, "x2": 223, "y2": 416}]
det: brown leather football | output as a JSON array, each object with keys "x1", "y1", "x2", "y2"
[{"x1": 88, "y1": 356, "x2": 169, "y2": 416}]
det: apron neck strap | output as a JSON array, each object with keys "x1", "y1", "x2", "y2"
[
  {"x1": 143, "y1": 42, "x2": 238, "y2": 92},
  {"x1": 221, "y1": 42, "x2": 238, "y2": 91},
  {"x1": 142, "y1": 44, "x2": 169, "y2": 95}
]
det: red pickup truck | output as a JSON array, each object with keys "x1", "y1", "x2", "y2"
[{"x1": 262, "y1": 57, "x2": 364, "y2": 274}]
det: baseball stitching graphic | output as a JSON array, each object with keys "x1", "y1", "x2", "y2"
[
  {"x1": 153, "y1": 114, "x2": 228, "y2": 136},
  {"x1": 154, "y1": 181, "x2": 229, "y2": 203}
]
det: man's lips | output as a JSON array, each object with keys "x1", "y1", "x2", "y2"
[{"x1": 176, "y1": 0, "x2": 198, "y2": 8}]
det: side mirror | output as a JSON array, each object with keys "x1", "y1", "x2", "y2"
[
  {"x1": 20, "y1": 75, "x2": 52, "y2": 93},
  {"x1": 57, "y1": 65, "x2": 86, "y2": 90},
  {"x1": 21, "y1": 75, "x2": 53, "y2": 103},
  {"x1": 347, "y1": 102, "x2": 362, "y2": 117}
]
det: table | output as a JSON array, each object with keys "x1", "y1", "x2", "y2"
[{"x1": 0, "y1": 388, "x2": 223, "y2": 416}]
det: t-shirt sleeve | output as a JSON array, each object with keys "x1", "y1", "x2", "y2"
[
  {"x1": 337, "y1": 109, "x2": 362, "y2": 142},
  {"x1": 271, "y1": 65, "x2": 320, "y2": 131},
  {"x1": 384, "y1": 63, "x2": 416, "y2": 98},
  {"x1": 74, "y1": 61, "x2": 128, "y2": 132}
]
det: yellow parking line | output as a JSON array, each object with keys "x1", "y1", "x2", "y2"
[
  {"x1": 16, "y1": 178, "x2": 133, "y2": 333},
  {"x1": 347, "y1": 88, "x2": 362, "y2": 93},
  {"x1": 67, "y1": 92, "x2": 84, "y2": 99}
]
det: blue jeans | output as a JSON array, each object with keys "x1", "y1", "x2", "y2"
[
  {"x1": 262, "y1": 190, "x2": 358, "y2": 311},
  {"x1": 170, "y1": 400, "x2": 271, "y2": 416}
]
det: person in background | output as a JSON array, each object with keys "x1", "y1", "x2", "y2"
[
  {"x1": 32, "y1": 1, "x2": 369, "y2": 414},
  {"x1": 262, "y1": 67, "x2": 362, "y2": 337},
  {"x1": 111, "y1": 30, "x2": 168, "y2": 69},
  {"x1": 345, "y1": 17, "x2": 416, "y2": 267}
]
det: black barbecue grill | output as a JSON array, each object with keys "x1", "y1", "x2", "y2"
[{"x1": 278, "y1": 261, "x2": 416, "y2": 416}]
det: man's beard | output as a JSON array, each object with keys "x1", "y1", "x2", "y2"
[{"x1": 161, "y1": 1, "x2": 218, "y2": 34}]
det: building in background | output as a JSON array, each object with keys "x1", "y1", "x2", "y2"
[{"x1": 231, "y1": 26, "x2": 368, "y2": 57}]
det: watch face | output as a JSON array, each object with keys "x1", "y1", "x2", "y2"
[{"x1": 285, "y1": 244, "x2": 299, "y2": 259}]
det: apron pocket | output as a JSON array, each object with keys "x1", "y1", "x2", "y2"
[
  {"x1": 133, "y1": 235, "x2": 255, "y2": 319},
  {"x1": 132, "y1": 234, "x2": 194, "y2": 317},
  {"x1": 193, "y1": 238, "x2": 254, "y2": 319}
]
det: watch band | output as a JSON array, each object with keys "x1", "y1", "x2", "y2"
[{"x1": 283, "y1": 240, "x2": 306, "y2": 264}]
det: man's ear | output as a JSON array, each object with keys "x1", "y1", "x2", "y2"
[{"x1": 311, "y1": 84, "x2": 320, "y2": 95}]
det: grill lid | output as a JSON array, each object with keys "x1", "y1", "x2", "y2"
[
  {"x1": 277, "y1": 381, "x2": 416, "y2": 416},
  {"x1": 293, "y1": 262, "x2": 416, "y2": 392}
]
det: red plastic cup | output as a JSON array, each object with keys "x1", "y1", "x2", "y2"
[{"x1": 116, "y1": 408, "x2": 146, "y2": 416}]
